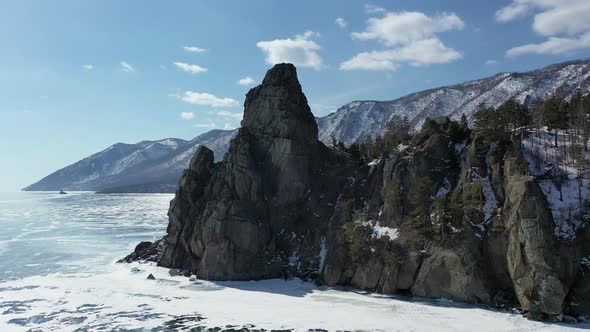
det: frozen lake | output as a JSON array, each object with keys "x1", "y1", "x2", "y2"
[{"x1": 0, "y1": 192, "x2": 586, "y2": 331}]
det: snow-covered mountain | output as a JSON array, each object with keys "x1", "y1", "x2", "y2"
[
  {"x1": 317, "y1": 59, "x2": 590, "y2": 143},
  {"x1": 23, "y1": 130, "x2": 237, "y2": 192},
  {"x1": 25, "y1": 59, "x2": 590, "y2": 192}
]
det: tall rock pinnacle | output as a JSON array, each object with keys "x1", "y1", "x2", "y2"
[
  {"x1": 241, "y1": 63, "x2": 318, "y2": 143},
  {"x1": 156, "y1": 63, "x2": 355, "y2": 280}
]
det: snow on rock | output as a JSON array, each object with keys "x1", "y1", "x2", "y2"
[
  {"x1": 482, "y1": 142, "x2": 499, "y2": 224},
  {"x1": 288, "y1": 250, "x2": 301, "y2": 270},
  {"x1": 467, "y1": 142, "x2": 498, "y2": 234},
  {"x1": 367, "y1": 159, "x2": 381, "y2": 174},
  {"x1": 522, "y1": 128, "x2": 590, "y2": 240},
  {"x1": 357, "y1": 219, "x2": 399, "y2": 241},
  {"x1": 434, "y1": 178, "x2": 451, "y2": 198},
  {"x1": 372, "y1": 221, "x2": 400, "y2": 240},
  {"x1": 318, "y1": 236, "x2": 327, "y2": 271},
  {"x1": 368, "y1": 159, "x2": 380, "y2": 167}
]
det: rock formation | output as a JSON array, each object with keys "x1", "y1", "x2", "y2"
[
  {"x1": 124, "y1": 64, "x2": 589, "y2": 322},
  {"x1": 156, "y1": 63, "x2": 355, "y2": 280}
]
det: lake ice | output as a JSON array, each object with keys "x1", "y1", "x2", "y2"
[{"x1": 0, "y1": 192, "x2": 585, "y2": 331}]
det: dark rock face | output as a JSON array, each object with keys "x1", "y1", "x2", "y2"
[
  {"x1": 124, "y1": 64, "x2": 589, "y2": 322},
  {"x1": 118, "y1": 240, "x2": 163, "y2": 263},
  {"x1": 157, "y1": 64, "x2": 355, "y2": 280}
]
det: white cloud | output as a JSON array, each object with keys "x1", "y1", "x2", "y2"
[
  {"x1": 341, "y1": 11, "x2": 463, "y2": 72},
  {"x1": 507, "y1": 32, "x2": 590, "y2": 56},
  {"x1": 184, "y1": 46, "x2": 207, "y2": 53},
  {"x1": 495, "y1": 0, "x2": 590, "y2": 34},
  {"x1": 351, "y1": 11, "x2": 464, "y2": 46},
  {"x1": 216, "y1": 110, "x2": 243, "y2": 120},
  {"x1": 391, "y1": 38, "x2": 463, "y2": 65},
  {"x1": 180, "y1": 112, "x2": 194, "y2": 120},
  {"x1": 224, "y1": 123, "x2": 237, "y2": 130},
  {"x1": 495, "y1": 1, "x2": 533, "y2": 22},
  {"x1": 365, "y1": 4, "x2": 386, "y2": 14},
  {"x1": 173, "y1": 62, "x2": 208, "y2": 74},
  {"x1": 340, "y1": 51, "x2": 400, "y2": 71},
  {"x1": 82, "y1": 64, "x2": 93, "y2": 70},
  {"x1": 120, "y1": 61, "x2": 135, "y2": 72},
  {"x1": 238, "y1": 76, "x2": 256, "y2": 86},
  {"x1": 195, "y1": 122, "x2": 216, "y2": 128},
  {"x1": 180, "y1": 92, "x2": 239, "y2": 108},
  {"x1": 310, "y1": 103, "x2": 337, "y2": 116},
  {"x1": 256, "y1": 31, "x2": 323, "y2": 70},
  {"x1": 498, "y1": 0, "x2": 590, "y2": 56},
  {"x1": 533, "y1": 1, "x2": 590, "y2": 36},
  {"x1": 335, "y1": 17, "x2": 347, "y2": 28},
  {"x1": 485, "y1": 59, "x2": 499, "y2": 65},
  {"x1": 160, "y1": 65, "x2": 167, "y2": 70},
  {"x1": 341, "y1": 38, "x2": 462, "y2": 71}
]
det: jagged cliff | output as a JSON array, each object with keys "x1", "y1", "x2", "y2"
[
  {"x1": 319, "y1": 120, "x2": 581, "y2": 321},
  {"x1": 124, "y1": 64, "x2": 590, "y2": 322},
  {"x1": 157, "y1": 64, "x2": 356, "y2": 280}
]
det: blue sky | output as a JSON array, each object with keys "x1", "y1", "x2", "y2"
[{"x1": 2, "y1": 0, "x2": 590, "y2": 191}]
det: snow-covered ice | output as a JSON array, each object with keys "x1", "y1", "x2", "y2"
[{"x1": 0, "y1": 263, "x2": 586, "y2": 332}]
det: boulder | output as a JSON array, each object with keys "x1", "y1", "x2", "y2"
[
  {"x1": 411, "y1": 248, "x2": 491, "y2": 304},
  {"x1": 118, "y1": 240, "x2": 163, "y2": 263}
]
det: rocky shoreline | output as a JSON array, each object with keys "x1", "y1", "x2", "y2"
[{"x1": 122, "y1": 63, "x2": 590, "y2": 323}]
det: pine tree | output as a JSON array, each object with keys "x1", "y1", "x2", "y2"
[
  {"x1": 383, "y1": 115, "x2": 411, "y2": 151},
  {"x1": 460, "y1": 113, "x2": 468, "y2": 129},
  {"x1": 408, "y1": 176, "x2": 435, "y2": 234},
  {"x1": 542, "y1": 96, "x2": 568, "y2": 147}
]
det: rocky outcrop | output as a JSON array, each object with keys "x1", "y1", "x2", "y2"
[
  {"x1": 124, "y1": 64, "x2": 589, "y2": 322},
  {"x1": 503, "y1": 152, "x2": 578, "y2": 320},
  {"x1": 318, "y1": 119, "x2": 585, "y2": 321},
  {"x1": 119, "y1": 240, "x2": 163, "y2": 263},
  {"x1": 156, "y1": 64, "x2": 355, "y2": 280}
]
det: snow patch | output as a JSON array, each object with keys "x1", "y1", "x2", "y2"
[
  {"x1": 372, "y1": 221, "x2": 399, "y2": 240},
  {"x1": 522, "y1": 129, "x2": 590, "y2": 240},
  {"x1": 318, "y1": 237, "x2": 327, "y2": 271},
  {"x1": 468, "y1": 142, "x2": 498, "y2": 233},
  {"x1": 357, "y1": 219, "x2": 399, "y2": 241},
  {"x1": 434, "y1": 178, "x2": 451, "y2": 198}
]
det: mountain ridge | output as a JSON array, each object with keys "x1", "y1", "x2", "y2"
[
  {"x1": 23, "y1": 130, "x2": 237, "y2": 192},
  {"x1": 318, "y1": 58, "x2": 590, "y2": 143},
  {"x1": 24, "y1": 58, "x2": 590, "y2": 193}
]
